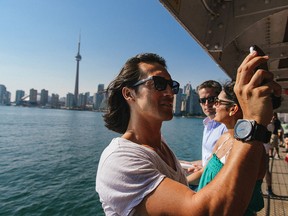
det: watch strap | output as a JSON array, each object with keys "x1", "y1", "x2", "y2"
[{"x1": 253, "y1": 123, "x2": 271, "y2": 143}]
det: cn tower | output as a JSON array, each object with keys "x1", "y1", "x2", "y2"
[{"x1": 74, "y1": 35, "x2": 82, "y2": 107}]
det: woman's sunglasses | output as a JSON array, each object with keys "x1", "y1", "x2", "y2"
[
  {"x1": 133, "y1": 76, "x2": 180, "y2": 94},
  {"x1": 214, "y1": 98, "x2": 235, "y2": 106}
]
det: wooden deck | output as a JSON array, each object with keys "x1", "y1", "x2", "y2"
[{"x1": 259, "y1": 148, "x2": 288, "y2": 216}]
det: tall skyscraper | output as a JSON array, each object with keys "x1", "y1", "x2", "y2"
[
  {"x1": 40, "y1": 89, "x2": 49, "y2": 106},
  {"x1": 173, "y1": 88, "x2": 183, "y2": 116},
  {"x1": 50, "y1": 94, "x2": 60, "y2": 108},
  {"x1": 74, "y1": 35, "x2": 82, "y2": 107},
  {"x1": 97, "y1": 84, "x2": 105, "y2": 93},
  {"x1": 93, "y1": 84, "x2": 105, "y2": 110},
  {"x1": 0, "y1": 84, "x2": 11, "y2": 105},
  {"x1": 0, "y1": 84, "x2": 7, "y2": 105},
  {"x1": 66, "y1": 93, "x2": 74, "y2": 109},
  {"x1": 29, "y1": 88, "x2": 38, "y2": 106},
  {"x1": 15, "y1": 90, "x2": 25, "y2": 105}
]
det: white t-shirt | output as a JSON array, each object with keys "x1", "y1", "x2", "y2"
[{"x1": 96, "y1": 137, "x2": 188, "y2": 216}]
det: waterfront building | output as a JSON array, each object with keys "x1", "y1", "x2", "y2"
[
  {"x1": 93, "y1": 93, "x2": 104, "y2": 110},
  {"x1": 65, "y1": 93, "x2": 74, "y2": 108},
  {"x1": 190, "y1": 89, "x2": 202, "y2": 115},
  {"x1": 40, "y1": 89, "x2": 48, "y2": 106},
  {"x1": 93, "y1": 84, "x2": 105, "y2": 111},
  {"x1": 93, "y1": 93, "x2": 102, "y2": 110},
  {"x1": 87, "y1": 96, "x2": 93, "y2": 105},
  {"x1": 184, "y1": 83, "x2": 193, "y2": 114},
  {"x1": 50, "y1": 94, "x2": 60, "y2": 108},
  {"x1": 172, "y1": 83, "x2": 202, "y2": 116},
  {"x1": 29, "y1": 88, "x2": 38, "y2": 106},
  {"x1": 84, "y1": 92, "x2": 92, "y2": 105},
  {"x1": 0, "y1": 85, "x2": 7, "y2": 105},
  {"x1": 173, "y1": 88, "x2": 183, "y2": 116},
  {"x1": 85, "y1": 92, "x2": 91, "y2": 106},
  {"x1": 15, "y1": 90, "x2": 25, "y2": 105},
  {"x1": 0, "y1": 84, "x2": 10, "y2": 105},
  {"x1": 181, "y1": 93, "x2": 188, "y2": 114},
  {"x1": 78, "y1": 93, "x2": 87, "y2": 108},
  {"x1": 6, "y1": 91, "x2": 11, "y2": 105},
  {"x1": 97, "y1": 84, "x2": 105, "y2": 93},
  {"x1": 98, "y1": 91, "x2": 108, "y2": 111},
  {"x1": 182, "y1": 83, "x2": 202, "y2": 116}
]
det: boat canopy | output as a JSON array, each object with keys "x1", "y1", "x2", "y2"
[{"x1": 160, "y1": 0, "x2": 288, "y2": 113}]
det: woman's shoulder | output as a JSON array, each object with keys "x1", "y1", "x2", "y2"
[
  {"x1": 218, "y1": 132, "x2": 231, "y2": 142},
  {"x1": 213, "y1": 133, "x2": 230, "y2": 151}
]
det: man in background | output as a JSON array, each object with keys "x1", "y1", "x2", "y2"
[
  {"x1": 264, "y1": 120, "x2": 275, "y2": 196},
  {"x1": 270, "y1": 112, "x2": 281, "y2": 159},
  {"x1": 197, "y1": 80, "x2": 227, "y2": 167}
]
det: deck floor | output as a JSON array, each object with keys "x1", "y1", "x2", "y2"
[{"x1": 259, "y1": 147, "x2": 288, "y2": 216}]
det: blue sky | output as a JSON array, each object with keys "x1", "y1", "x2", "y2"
[{"x1": 1, "y1": 0, "x2": 229, "y2": 100}]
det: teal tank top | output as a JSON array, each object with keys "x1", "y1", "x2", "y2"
[{"x1": 198, "y1": 154, "x2": 264, "y2": 215}]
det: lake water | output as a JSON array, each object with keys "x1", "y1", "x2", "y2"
[{"x1": 0, "y1": 106, "x2": 203, "y2": 215}]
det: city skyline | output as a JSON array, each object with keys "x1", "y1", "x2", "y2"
[
  {"x1": 0, "y1": 79, "x2": 199, "y2": 102},
  {"x1": 1, "y1": 1, "x2": 230, "y2": 101},
  {"x1": 1, "y1": 81, "x2": 203, "y2": 117}
]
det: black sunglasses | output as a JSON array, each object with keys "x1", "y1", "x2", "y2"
[
  {"x1": 133, "y1": 76, "x2": 180, "y2": 94},
  {"x1": 198, "y1": 96, "x2": 217, "y2": 104}
]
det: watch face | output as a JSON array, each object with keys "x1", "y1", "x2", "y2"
[{"x1": 235, "y1": 120, "x2": 253, "y2": 139}]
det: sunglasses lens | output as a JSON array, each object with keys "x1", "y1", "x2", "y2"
[
  {"x1": 199, "y1": 97, "x2": 216, "y2": 104},
  {"x1": 151, "y1": 76, "x2": 180, "y2": 94},
  {"x1": 153, "y1": 77, "x2": 167, "y2": 91}
]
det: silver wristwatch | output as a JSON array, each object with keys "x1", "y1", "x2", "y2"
[{"x1": 234, "y1": 119, "x2": 271, "y2": 143}]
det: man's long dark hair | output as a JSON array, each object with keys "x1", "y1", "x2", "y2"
[{"x1": 103, "y1": 53, "x2": 167, "y2": 134}]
